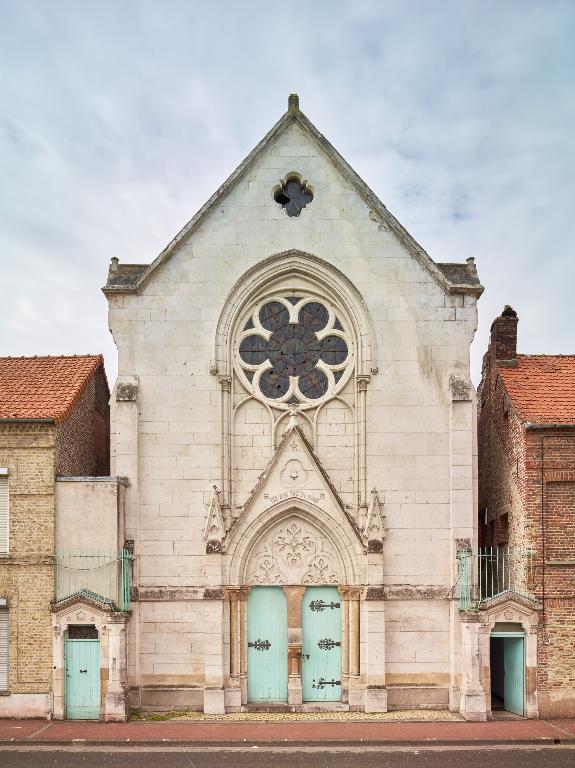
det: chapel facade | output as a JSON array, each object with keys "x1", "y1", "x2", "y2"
[{"x1": 99, "y1": 94, "x2": 487, "y2": 717}]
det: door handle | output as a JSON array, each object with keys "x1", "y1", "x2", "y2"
[{"x1": 79, "y1": 669, "x2": 88, "y2": 673}]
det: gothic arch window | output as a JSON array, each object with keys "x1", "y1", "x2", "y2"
[{"x1": 235, "y1": 294, "x2": 353, "y2": 410}]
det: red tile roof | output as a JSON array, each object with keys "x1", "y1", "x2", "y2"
[
  {"x1": 0, "y1": 355, "x2": 105, "y2": 424},
  {"x1": 499, "y1": 355, "x2": 575, "y2": 424}
]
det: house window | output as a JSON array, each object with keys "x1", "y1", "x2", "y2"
[
  {"x1": 0, "y1": 606, "x2": 8, "y2": 690},
  {"x1": 0, "y1": 470, "x2": 8, "y2": 555}
]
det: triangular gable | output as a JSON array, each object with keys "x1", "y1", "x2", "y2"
[
  {"x1": 230, "y1": 424, "x2": 364, "y2": 547},
  {"x1": 104, "y1": 95, "x2": 482, "y2": 298},
  {"x1": 479, "y1": 592, "x2": 541, "y2": 615},
  {"x1": 51, "y1": 589, "x2": 117, "y2": 616}
]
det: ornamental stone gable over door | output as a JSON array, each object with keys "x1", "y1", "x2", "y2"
[{"x1": 224, "y1": 424, "x2": 364, "y2": 587}]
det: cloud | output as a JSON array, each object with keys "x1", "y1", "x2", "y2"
[{"x1": 0, "y1": 0, "x2": 573, "y2": 384}]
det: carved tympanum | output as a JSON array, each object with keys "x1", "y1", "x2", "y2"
[{"x1": 247, "y1": 517, "x2": 340, "y2": 585}]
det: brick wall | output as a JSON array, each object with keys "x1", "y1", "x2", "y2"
[
  {"x1": 479, "y1": 348, "x2": 575, "y2": 716},
  {"x1": 0, "y1": 424, "x2": 56, "y2": 695},
  {"x1": 56, "y1": 364, "x2": 110, "y2": 477},
  {"x1": 523, "y1": 431, "x2": 575, "y2": 715},
  {"x1": 478, "y1": 357, "x2": 526, "y2": 550}
]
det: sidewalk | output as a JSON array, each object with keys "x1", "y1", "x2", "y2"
[{"x1": 0, "y1": 716, "x2": 574, "y2": 745}]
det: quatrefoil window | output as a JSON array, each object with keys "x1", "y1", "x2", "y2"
[
  {"x1": 236, "y1": 296, "x2": 351, "y2": 407},
  {"x1": 274, "y1": 176, "x2": 313, "y2": 217}
]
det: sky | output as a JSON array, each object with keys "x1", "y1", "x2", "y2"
[{"x1": 0, "y1": 0, "x2": 573, "y2": 386}]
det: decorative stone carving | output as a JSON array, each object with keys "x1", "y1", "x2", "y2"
[
  {"x1": 280, "y1": 459, "x2": 308, "y2": 488},
  {"x1": 250, "y1": 553, "x2": 282, "y2": 584},
  {"x1": 276, "y1": 522, "x2": 314, "y2": 564},
  {"x1": 450, "y1": 375, "x2": 473, "y2": 402},
  {"x1": 303, "y1": 556, "x2": 337, "y2": 584},
  {"x1": 204, "y1": 485, "x2": 226, "y2": 551},
  {"x1": 363, "y1": 488, "x2": 385, "y2": 545},
  {"x1": 116, "y1": 383, "x2": 138, "y2": 402},
  {"x1": 247, "y1": 517, "x2": 340, "y2": 585}
]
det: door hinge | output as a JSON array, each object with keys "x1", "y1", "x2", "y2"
[
  {"x1": 248, "y1": 639, "x2": 271, "y2": 651},
  {"x1": 309, "y1": 600, "x2": 340, "y2": 612},
  {"x1": 312, "y1": 678, "x2": 341, "y2": 689},
  {"x1": 318, "y1": 638, "x2": 341, "y2": 650}
]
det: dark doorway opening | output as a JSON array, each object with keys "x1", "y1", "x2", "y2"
[{"x1": 490, "y1": 637, "x2": 505, "y2": 711}]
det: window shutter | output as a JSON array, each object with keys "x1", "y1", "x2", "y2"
[
  {"x1": 0, "y1": 474, "x2": 8, "y2": 554},
  {"x1": 0, "y1": 610, "x2": 8, "y2": 690}
]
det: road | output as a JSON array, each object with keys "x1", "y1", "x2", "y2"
[{"x1": 0, "y1": 744, "x2": 574, "y2": 767}]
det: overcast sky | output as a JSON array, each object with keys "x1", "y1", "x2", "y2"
[{"x1": 0, "y1": 0, "x2": 573, "y2": 385}]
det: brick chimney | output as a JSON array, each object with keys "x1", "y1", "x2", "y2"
[{"x1": 490, "y1": 305, "x2": 518, "y2": 363}]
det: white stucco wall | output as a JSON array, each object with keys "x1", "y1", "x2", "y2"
[{"x1": 55, "y1": 478, "x2": 125, "y2": 552}]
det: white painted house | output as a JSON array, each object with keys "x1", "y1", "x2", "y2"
[{"x1": 95, "y1": 94, "x2": 487, "y2": 718}]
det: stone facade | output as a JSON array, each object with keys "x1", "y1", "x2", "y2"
[
  {"x1": 478, "y1": 308, "x2": 575, "y2": 717},
  {"x1": 0, "y1": 356, "x2": 110, "y2": 718},
  {"x1": 104, "y1": 96, "x2": 484, "y2": 716}
]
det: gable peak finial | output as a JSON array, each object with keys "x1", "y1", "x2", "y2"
[{"x1": 288, "y1": 93, "x2": 299, "y2": 112}]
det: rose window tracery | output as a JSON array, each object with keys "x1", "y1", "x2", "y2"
[{"x1": 236, "y1": 296, "x2": 351, "y2": 407}]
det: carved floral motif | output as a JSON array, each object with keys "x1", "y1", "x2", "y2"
[
  {"x1": 275, "y1": 522, "x2": 314, "y2": 565},
  {"x1": 247, "y1": 517, "x2": 340, "y2": 585}
]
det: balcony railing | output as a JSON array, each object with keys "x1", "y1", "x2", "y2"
[
  {"x1": 457, "y1": 546, "x2": 536, "y2": 611},
  {"x1": 54, "y1": 549, "x2": 134, "y2": 612}
]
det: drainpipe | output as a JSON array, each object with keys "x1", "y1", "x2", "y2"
[{"x1": 540, "y1": 436, "x2": 549, "y2": 644}]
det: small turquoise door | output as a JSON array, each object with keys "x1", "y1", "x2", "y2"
[
  {"x1": 247, "y1": 587, "x2": 288, "y2": 702},
  {"x1": 504, "y1": 636, "x2": 525, "y2": 716},
  {"x1": 65, "y1": 638, "x2": 100, "y2": 719},
  {"x1": 302, "y1": 586, "x2": 342, "y2": 701}
]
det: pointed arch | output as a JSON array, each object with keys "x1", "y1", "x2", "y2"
[
  {"x1": 213, "y1": 249, "x2": 376, "y2": 378},
  {"x1": 226, "y1": 498, "x2": 362, "y2": 586}
]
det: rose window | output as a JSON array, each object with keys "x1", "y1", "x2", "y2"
[{"x1": 236, "y1": 297, "x2": 351, "y2": 406}]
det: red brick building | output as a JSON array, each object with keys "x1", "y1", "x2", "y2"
[{"x1": 478, "y1": 307, "x2": 575, "y2": 717}]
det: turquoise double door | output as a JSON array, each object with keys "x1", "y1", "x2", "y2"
[
  {"x1": 247, "y1": 586, "x2": 342, "y2": 703},
  {"x1": 65, "y1": 638, "x2": 100, "y2": 719}
]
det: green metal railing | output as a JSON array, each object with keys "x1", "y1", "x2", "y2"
[
  {"x1": 457, "y1": 546, "x2": 536, "y2": 611},
  {"x1": 54, "y1": 549, "x2": 134, "y2": 611}
]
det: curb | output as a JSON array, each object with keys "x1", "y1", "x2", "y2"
[{"x1": 2, "y1": 737, "x2": 574, "y2": 747}]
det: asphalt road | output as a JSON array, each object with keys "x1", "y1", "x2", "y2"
[{"x1": 0, "y1": 745, "x2": 574, "y2": 767}]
